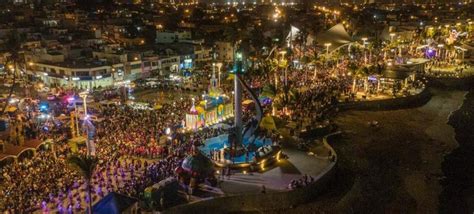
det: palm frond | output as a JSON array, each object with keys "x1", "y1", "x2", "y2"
[{"x1": 67, "y1": 154, "x2": 98, "y2": 181}]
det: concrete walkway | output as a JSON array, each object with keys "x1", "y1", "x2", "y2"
[{"x1": 216, "y1": 146, "x2": 331, "y2": 194}]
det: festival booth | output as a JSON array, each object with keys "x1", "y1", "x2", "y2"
[{"x1": 185, "y1": 89, "x2": 233, "y2": 130}]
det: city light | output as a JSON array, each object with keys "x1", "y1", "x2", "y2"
[{"x1": 2, "y1": 2, "x2": 473, "y2": 213}]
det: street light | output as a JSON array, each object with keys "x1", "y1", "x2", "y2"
[
  {"x1": 278, "y1": 50, "x2": 288, "y2": 86},
  {"x1": 216, "y1": 62, "x2": 223, "y2": 87},
  {"x1": 212, "y1": 62, "x2": 216, "y2": 80},
  {"x1": 361, "y1": 37, "x2": 368, "y2": 45},
  {"x1": 389, "y1": 33, "x2": 396, "y2": 41},
  {"x1": 279, "y1": 50, "x2": 287, "y2": 61},
  {"x1": 79, "y1": 91, "x2": 93, "y2": 156},
  {"x1": 362, "y1": 38, "x2": 368, "y2": 64},
  {"x1": 79, "y1": 91, "x2": 89, "y2": 118},
  {"x1": 324, "y1": 43, "x2": 332, "y2": 55}
]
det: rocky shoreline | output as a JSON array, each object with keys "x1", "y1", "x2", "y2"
[{"x1": 440, "y1": 89, "x2": 474, "y2": 213}]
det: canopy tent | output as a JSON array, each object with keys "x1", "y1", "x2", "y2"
[
  {"x1": 315, "y1": 23, "x2": 353, "y2": 51},
  {"x1": 92, "y1": 192, "x2": 138, "y2": 214},
  {"x1": 286, "y1": 25, "x2": 301, "y2": 44}
]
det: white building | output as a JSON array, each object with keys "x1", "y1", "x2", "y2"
[
  {"x1": 32, "y1": 59, "x2": 148, "y2": 89},
  {"x1": 141, "y1": 55, "x2": 181, "y2": 75}
]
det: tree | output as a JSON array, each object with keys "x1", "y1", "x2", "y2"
[
  {"x1": 143, "y1": 25, "x2": 157, "y2": 45},
  {"x1": 310, "y1": 54, "x2": 324, "y2": 79},
  {"x1": 222, "y1": 27, "x2": 238, "y2": 42},
  {"x1": 76, "y1": 0, "x2": 96, "y2": 10},
  {"x1": 352, "y1": 66, "x2": 369, "y2": 93},
  {"x1": 261, "y1": 84, "x2": 277, "y2": 99},
  {"x1": 67, "y1": 154, "x2": 98, "y2": 214},
  {"x1": 190, "y1": 7, "x2": 205, "y2": 22},
  {"x1": 272, "y1": 82, "x2": 298, "y2": 115},
  {"x1": 1, "y1": 31, "x2": 25, "y2": 116}
]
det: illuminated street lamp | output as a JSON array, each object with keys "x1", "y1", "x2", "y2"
[
  {"x1": 361, "y1": 37, "x2": 368, "y2": 45},
  {"x1": 212, "y1": 62, "x2": 216, "y2": 80},
  {"x1": 324, "y1": 43, "x2": 332, "y2": 55},
  {"x1": 362, "y1": 38, "x2": 368, "y2": 64},
  {"x1": 79, "y1": 91, "x2": 94, "y2": 156},
  {"x1": 389, "y1": 33, "x2": 396, "y2": 41},
  {"x1": 216, "y1": 62, "x2": 223, "y2": 87},
  {"x1": 278, "y1": 50, "x2": 288, "y2": 86},
  {"x1": 279, "y1": 50, "x2": 287, "y2": 61},
  {"x1": 79, "y1": 91, "x2": 89, "y2": 117}
]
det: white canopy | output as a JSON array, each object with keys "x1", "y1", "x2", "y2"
[
  {"x1": 286, "y1": 25, "x2": 300, "y2": 43},
  {"x1": 315, "y1": 24, "x2": 353, "y2": 51}
]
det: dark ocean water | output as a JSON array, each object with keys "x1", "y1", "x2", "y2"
[{"x1": 441, "y1": 89, "x2": 474, "y2": 213}]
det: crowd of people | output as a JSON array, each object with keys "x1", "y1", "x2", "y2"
[
  {"x1": 288, "y1": 174, "x2": 315, "y2": 190},
  {"x1": 1, "y1": 51, "x2": 407, "y2": 212},
  {"x1": 0, "y1": 94, "x2": 201, "y2": 212},
  {"x1": 286, "y1": 71, "x2": 347, "y2": 125}
]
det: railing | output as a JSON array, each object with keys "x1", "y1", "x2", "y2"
[{"x1": 164, "y1": 133, "x2": 341, "y2": 214}]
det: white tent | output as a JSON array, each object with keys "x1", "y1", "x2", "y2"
[
  {"x1": 315, "y1": 23, "x2": 353, "y2": 51},
  {"x1": 286, "y1": 25, "x2": 300, "y2": 43}
]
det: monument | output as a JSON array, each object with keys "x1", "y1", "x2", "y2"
[{"x1": 199, "y1": 46, "x2": 281, "y2": 170}]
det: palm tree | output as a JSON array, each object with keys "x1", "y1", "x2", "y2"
[
  {"x1": 67, "y1": 154, "x2": 98, "y2": 214},
  {"x1": 310, "y1": 55, "x2": 324, "y2": 79},
  {"x1": 275, "y1": 84, "x2": 299, "y2": 115},
  {"x1": 347, "y1": 62, "x2": 358, "y2": 92},
  {"x1": 261, "y1": 84, "x2": 277, "y2": 99},
  {"x1": 1, "y1": 31, "x2": 25, "y2": 116},
  {"x1": 353, "y1": 66, "x2": 369, "y2": 94},
  {"x1": 261, "y1": 83, "x2": 277, "y2": 115}
]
